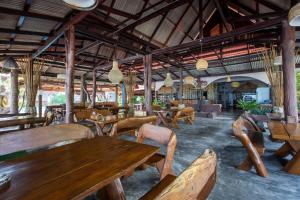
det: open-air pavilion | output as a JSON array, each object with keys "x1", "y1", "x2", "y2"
[{"x1": 0, "y1": 0, "x2": 300, "y2": 199}]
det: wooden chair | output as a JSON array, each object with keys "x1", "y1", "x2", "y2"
[
  {"x1": 137, "y1": 124, "x2": 176, "y2": 180},
  {"x1": 0, "y1": 124, "x2": 95, "y2": 156},
  {"x1": 74, "y1": 108, "x2": 111, "y2": 122},
  {"x1": 152, "y1": 105, "x2": 162, "y2": 111},
  {"x1": 232, "y1": 117, "x2": 268, "y2": 177},
  {"x1": 243, "y1": 113, "x2": 265, "y2": 132},
  {"x1": 140, "y1": 149, "x2": 217, "y2": 200},
  {"x1": 109, "y1": 115, "x2": 157, "y2": 136},
  {"x1": 172, "y1": 107, "x2": 195, "y2": 129}
]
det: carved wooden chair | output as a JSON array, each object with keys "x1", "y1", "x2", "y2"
[
  {"x1": 232, "y1": 117, "x2": 268, "y2": 177},
  {"x1": 136, "y1": 124, "x2": 176, "y2": 180},
  {"x1": 171, "y1": 107, "x2": 195, "y2": 129},
  {"x1": 140, "y1": 149, "x2": 217, "y2": 200},
  {"x1": 109, "y1": 115, "x2": 157, "y2": 136},
  {"x1": 243, "y1": 113, "x2": 265, "y2": 133},
  {"x1": 0, "y1": 124, "x2": 95, "y2": 156}
]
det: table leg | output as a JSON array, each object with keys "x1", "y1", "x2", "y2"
[
  {"x1": 275, "y1": 142, "x2": 292, "y2": 157},
  {"x1": 284, "y1": 149, "x2": 300, "y2": 175},
  {"x1": 158, "y1": 113, "x2": 169, "y2": 127},
  {"x1": 105, "y1": 178, "x2": 126, "y2": 200}
]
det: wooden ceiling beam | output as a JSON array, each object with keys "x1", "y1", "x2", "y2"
[
  {"x1": 32, "y1": 11, "x2": 92, "y2": 59},
  {"x1": 0, "y1": 6, "x2": 64, "y2": 22},
  {"x1": 98, "y1": 4, "x2": 138, "y2": 19},
  {"x1": 253, "y1": 0, "x2": 284, "y2": 12},
  {"x1": 115, "y1": 0, "x2": 193, "y2": 34}
]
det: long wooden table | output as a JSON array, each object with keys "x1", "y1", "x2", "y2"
[
  {"x1": 0, "y1": 136, "x2": 159, "y2": 199},
  {"x1": 0, "y1": 115, "x2": 46, "y2": 129},
  {"x1": 268, "y1": 121, "x2": 300, "y2": 175}
]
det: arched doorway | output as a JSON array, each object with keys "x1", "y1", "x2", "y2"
[{"x1": 204, "y1": 76, "x2": 269, "y2": 110}]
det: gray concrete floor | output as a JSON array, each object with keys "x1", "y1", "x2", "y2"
[{"x1": 117, "y1": 112, "x2": 300, "y2": 200}]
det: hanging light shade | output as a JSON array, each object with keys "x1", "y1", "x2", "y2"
[
  {"x1": 274, "y1": 56, "x2": 282, "y2": 66},
  {"x1": 289, "y1": 3, "x2": 300, "y2": 26},
  {"x1": 226, "y1": 75, "x2": 231, "y2": 82},
  {"x1": 57, "y1": 74, "x2": 66, "y2": 79},
  {"x1": 184, "y1": 76, "x2": 195, "y2": 85},
  {"x1": 108, "y1": 60, "x2": 123, "y2": 84},
  {"x1": 231, "y1": 82, "x2": 240, "y2": 88},
  {"x1": 0, "y1": 57, "x2": 18, "y2": 70},
  {"x1": 196, "y1": 59, "x2": 208, "y2": 71},
  {"x1": 62, "y1": 0, "x2": 98, "y2": 11},
  {"x1": 164, "y1": 73, "x2": 173, "y2": 87}
]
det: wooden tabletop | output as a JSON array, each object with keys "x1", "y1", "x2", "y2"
[
  {"x1": 0, "y1": 115, "x2": 45, "y2": 128},
  {"x1": 268, "y1": 121, "x2": 300, "y2": 141},
  {"x1": 0, "y1": 136, "x2": 159, "y2": 200}
]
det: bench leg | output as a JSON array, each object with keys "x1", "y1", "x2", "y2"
[
  {"x1": 104, "y1": 178, "x2": 126, "y2": 200},
  {"x1": 238, "y1": 155, "x2": 253, "y2": 171},
  {"x1": 275, "y1": 142, "x2": 292, "y2": 157},
  {"x1": 284, "y1": 150, "x2": 300, "y2": 175}
]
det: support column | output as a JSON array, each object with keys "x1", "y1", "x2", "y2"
[
  {"x1": 143, "y1": 54, "x2": 152, "y2": 115},
  {"x1": 65, "y1": 24, "x2": 75, "y2": 123},
  {"x1": 80, "y1": 73, "x2": 87, "y2": 104},
  {"x1": 121, "y1": 81, "x2": 127, "y2": 107},
  {"x1": 179, "y1": 67, "x2": 183, "y2": 103},
  {"x1": 10, "y1": 69, "x2": 19, "y2": 114},
  {"x1": 282, "y1": 20, "x2": 298, "y2": 121},
  {"x1": 115, "y1": 85, "x2": 118, "y2": 104},
  {"x1": 92, "y1": 70, "x2": 96, "y2": 108}
]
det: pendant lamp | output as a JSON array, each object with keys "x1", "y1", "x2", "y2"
[
  {"x1": 164, "y1": 73, "x2": 173, "y2": 87},
  {"x1": 62, "y1": 0, "x2": 98, "y2": 11},
  {"x1": 226, "y1": 75, "x2": 231, "y2": 82},
  {"x1": 108, "y1": 60, "x2": 123, "y2": 84},
  {"x1": 289, "y1": 3, "x2": 300, "y2": 26},
  {"x1": 195, "y1": 40, "x2": 208, "y2": 71}
]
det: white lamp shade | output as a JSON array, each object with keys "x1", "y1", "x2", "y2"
[
  {"x1": 184, "y1": 76, "x2": 195, "y2": 85},
  {"x1": 108, "y1": 60, "x2": 123, "y2": 84},
  {"x1": 164, "y1": 73, "x2": 173, "y2": 87},
  {"x1": 62, "y1": 0, "x2": 98, "y2": 11},
  {"x1": 57, "y1": 74, "x2": 66, "y2": 79},
  {"x1": 196, "y1": 59, "x2": 208, "y2": 70},
  {"x1": 289, "y1": 3, "x2": 300, "y2": 26},
  {"x1": 226, "y1": 75, "x2": 231, "y2": 82},
  {"x1": 274, "y1": 56, "x2": 282, "y2": 66},
  {"x1": 231, "y1": 82, "x2": 240, "y2": 88}
]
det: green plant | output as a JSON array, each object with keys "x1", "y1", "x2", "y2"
[
  {"x1": 237, "y1": 100, "x2": 258, "y2": 111},
  {"x1": 50, "y1": 94, "x2": 66, "y2": 105},
  {"x1": 250, "y1": 107, "x2": 272, "y2": 115}
]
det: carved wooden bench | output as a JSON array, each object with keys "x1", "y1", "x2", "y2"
[
  {"x1": 232, "y1": 117, "x2": 268, "y2": 177},
  {"x1": 136, "y1": 124, "x2": 177, "y2": 180},
  {"x1": 171, "y1": 107, "x2": 195, "y2": 129},
  {"x1": 140, "y1": 149, "x2": 217, "y2": 200}
]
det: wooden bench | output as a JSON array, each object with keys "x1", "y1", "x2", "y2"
[
  {"x1": 0, "y1": 124, "x2": 95, "y2": 156},
  {"x1": 140, "y1": 149, "x2": 217, "y2": 200},
  {"x1": 172, "y1": 107, "x2": 195, "y2": 129},
  {"x1": 136, "y1": 124, "x2": 176, "y2": 180},
  {"x1": 109, "y1": 115, "x2": 157, "y2": 136},
  {"x1": 232, "y1": 117, "x2": 268, "y2": 177}
]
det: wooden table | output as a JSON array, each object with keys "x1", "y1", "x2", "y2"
[
  {"x1": 0, "y1": 136, "x2": 159, "y2": 199},
  {"x1": 268, "y1": 121, "x2": 300, "y2": 175},
  {"x1": 0, "y1": 115, "x2": 46, "y2": 129},
  {"x1": 89, "y1": 112, "x2": 148, "y2": 136},
  {"x1": 153, "y1": 108, "x2": 178, "y2": 127}
]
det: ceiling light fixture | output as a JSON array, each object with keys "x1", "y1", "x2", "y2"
[{"x1": 62, "y1": 0, "x2": 98, "y2": 11}]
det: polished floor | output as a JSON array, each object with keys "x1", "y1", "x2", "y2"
[{"x1": 116, "y1": 113, "x2": 300, "y2": 200}]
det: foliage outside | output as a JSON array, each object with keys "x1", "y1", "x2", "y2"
[{"x1": 50, "y1": 94, "x2": 66, "y2": 105}]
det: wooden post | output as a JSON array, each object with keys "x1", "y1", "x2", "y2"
[
  {"x1": 281, "y1": 20, "x2": 298, "y2": 121},
  {"x1": 92, "y1": 70, "x2": 96, "y2": 108},
  {"x1": 38, "y1": 94, "x2": 42, "y2": 117},
  {"x1": 121, "y1": 81, "x2": 127, "y2": 107},
  {"x1": 115, "y1": 85, "x2": 118, "y2": 104},
  {"x1": 80, "y1": 73, "x2": 87, "y2": 104},
  {"x1": 65, "y1": 24, "x2": 75, "y2": 123},
  {"x1": 9, "y1": 69, "x2": 19, "y2": 114},
  {"x1": 179, "y1": 67, "x2": 183, "y2": 103},
  {"x1": 144, "y1": 54, "x2": 152, "y2": 115}
]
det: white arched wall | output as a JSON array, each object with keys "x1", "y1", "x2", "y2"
[
  {"x1": 152, "y1": 71, "x2": 270, "y2": 91},
  {"x1": 201, "y1": 71, "x2": 270, "y2": 86}
]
